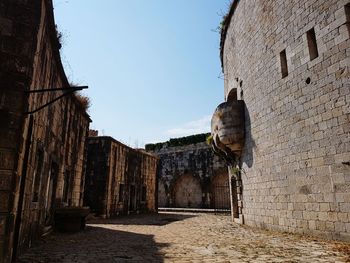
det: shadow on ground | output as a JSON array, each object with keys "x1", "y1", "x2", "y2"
[
  {"x1": 17, "y1": 225, "x2": 168, "y2": 263},
  {"x1": 88, "y1": 212, "x2": 196, "y2": 226}
]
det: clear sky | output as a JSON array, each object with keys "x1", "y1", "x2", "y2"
[{"x1": 53, "y1": 0, "x2": 231, "y2": 147}]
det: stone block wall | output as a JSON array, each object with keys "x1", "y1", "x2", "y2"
[
  {"x1": 153, "y1": 142, "x2": 229, "y2": 209},
  {"x1": 0, "y1": 0, "x2": 90, "y2": 261},
  {"x1": 0, "y1": 1, "x2": 41, "y2": 260},
  {"x1": 221, "y1": 0, "x2": 350, "y2": 241},
  {"x1": 84, "y1": 137, "x2": 157, "y2": 218},
  {"x1": 141, "y1": 152, "x2": 158, "y2": 212}
]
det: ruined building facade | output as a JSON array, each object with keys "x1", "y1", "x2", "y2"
[
  {"x1": 84, "y1": 136, "x2": 158, "y2": 218},
  {"x1": 212, "y1": 0, "x2": 350, "y2": 241},
  {"x1": 0, "y1": 1, "x2": 90, "y2": 261},
  {"x1": 150, "y1": 137, "x2": 230, "y2": 210}
]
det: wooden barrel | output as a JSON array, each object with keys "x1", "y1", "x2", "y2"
[{"x1": 211, "y1": 100, "x2": 245, "y2": 153}]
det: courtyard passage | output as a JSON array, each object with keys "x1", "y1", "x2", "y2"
[{"x1": 18, "y1": 212, "x2": 350, "y2": 263}]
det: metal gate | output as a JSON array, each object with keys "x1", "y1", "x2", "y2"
[{"x1": 212, "y1": 184, "x2": 231, "y2": 212}]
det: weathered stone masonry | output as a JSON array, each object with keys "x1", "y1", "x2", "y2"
[
  {"x1": 217, "y1": 0, "x2": 350, "y2": 241},
  {"x1": 0, "y1": 0, "x2": 90, "y2": 261},
  {"x1": 84, "y1": 136, "x2": 157, "y2": 218},
  {"x1": 153, "y1": 140, "x2": 230, "y2": 209}
]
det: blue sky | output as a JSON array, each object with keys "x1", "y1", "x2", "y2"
[{"x1": 53, "y1": 0, "x2": 231, "y2": 147}]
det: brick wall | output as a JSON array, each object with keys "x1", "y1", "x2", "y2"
[{"x1": 222, "y1": 0, "x2": 350, "y2": 241}]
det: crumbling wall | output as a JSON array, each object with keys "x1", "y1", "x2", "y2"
[
  {"x1": 154, "y1": 142, "x2": 229, "y2": 208},
  {"x1": 222, "y1": 0, "x2": 350, "y2": 240}
]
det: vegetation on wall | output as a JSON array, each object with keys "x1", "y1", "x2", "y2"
[
  {"x1": 55, "y1": 24, "x2": 63, "y2": 50},
  {"x1": 74, "y1": 92, "x2": 91, "y2": 111},
  {"x1": 145, "y1": 133, "x2": 211, "y2": 151},
  {"x1": 220, "y1": 0, "x2": 239, "y2": 69},
  {"x1": 206, "y1": 134, "x2": 213, "y2": 146}
]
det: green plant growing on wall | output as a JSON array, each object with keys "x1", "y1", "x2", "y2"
[
  {"x1": 145, "y1": 133, "x2": 211, "y2": 151},
  {"x1": 206, "y1": 134, "x2": 213, "y2": 146},
  {"x1": 229, "y1": 166, "x2": 245, "y2": 178}
]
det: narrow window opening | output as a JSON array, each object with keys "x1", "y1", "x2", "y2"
[
  {"x1": 67, "y1": 171, "x2": 75, "y2": 206},
  {"x1": 345, "y1": 4, "x2": 350, "y2": 35},
  {"x1": 32, "y1": 149, "x2": 44, "y2": 202},
  {"x1": 118, "y1": 184, "x2": 124, "y2": 202},
  {"x1": 63, "y1": 170, "x2": 70, "y2": 203},
  {"x1": 227, "y1": 88, "x2": 237, "y2": 102},
  {"x1": 141, "y1": 186, "x2": 147, "y2": 202},
  {"x1": 280, "y1": 49, "x2": 288, "y2": 78},
  {"x1": 307, "y1": 28, "x2": 319, "y2": 60}
]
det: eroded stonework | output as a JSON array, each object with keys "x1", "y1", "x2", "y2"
[{"x1": 152, "y1": 141, "x2": 230, "y2": 209}]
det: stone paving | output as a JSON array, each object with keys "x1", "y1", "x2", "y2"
[{"x1": 18, "y1": 212, "x2": 350, "y2": 262}]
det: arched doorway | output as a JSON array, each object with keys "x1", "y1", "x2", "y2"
[
  {"x1": 211, "y1": 173, "x2": 230, "y2": 210},
  {"x1": 173, "y1": 174, "x2": 202, "y2": 208},
  {"x1": 158, "y1": 181, "x2": 167, "y2": 207}
]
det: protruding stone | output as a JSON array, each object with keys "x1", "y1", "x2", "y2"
[{"x1": 211, "y1": 100, "x2": 245, "y2": 155}]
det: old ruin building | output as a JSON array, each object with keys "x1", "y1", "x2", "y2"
[
  {"x1": 211, "y1": 0, "x2": 350, "y2": 241},
  {"x1": 84, "y1": 135, "x2": 158, "y2": 218},
  {"x1": 146, "y1": 134, "x2": 230, "y2": 210},
  {"x1": 0, "y1": 0, "x2": 90, "y2": 261}
]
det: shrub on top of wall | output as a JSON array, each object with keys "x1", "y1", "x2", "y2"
[{"x1": 145, "y1": 133, "x2": 210, "y2": 151}]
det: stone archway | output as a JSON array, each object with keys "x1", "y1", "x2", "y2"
[
  {"x1": 173, "y1": 174, "x2": 202, "y2": 208},
  {"x1": 211, "y1": 173, "x2": 230, "y2": 210},
  {"x1": 158, "y1": 180, "x2": 167, "y2": 208}
]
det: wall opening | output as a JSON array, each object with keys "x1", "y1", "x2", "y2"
[
  {"x1": 141, "y1": 186, "x2": 147, "y2": 202},
  {"x1": 227, "y1": 88, "x2": 237, "y2": 102},
  {"x1": 346, "y1": 3, "x2": 350, "y2": 35},
  {"x1": 280, "y1": 49, "x2": 288, "y2": 78},
  {"x1": 129, "y1": 185, "x2": 136, "y2": 211},
  {"x1": 45, "y1": 162, "x2": 59, "y2": 226},
  {"x1": 231, "y1": 178, "x2": 239, "y2": 219},
  {"x1": 307, "y1": 28, "x2": 319, "y2": 60},
  {"x1": 158, "y1": 181, "x2": 167, "y2": 207},
  {"x1": 32, "y1": 149, "x2": 44, "y2": 202},
  {"x1": 63, "y1": 170, "x2": 70, "y2": 203},
  {"x1": 173, "y1": 174, "x2": 202, "y2": 208},
  {"x1": 240, "y1": 90, "x2": 244, "y2": 100},
  {"x1": 211, "y1": 173, "x2": 230, "y2": 210},
  {"x1": 118, "y1": 183, "x2": 124, "y2": 202}
]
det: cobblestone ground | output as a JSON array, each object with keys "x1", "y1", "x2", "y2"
[{"x1": 18, "y1": 212, "x2": 350, "y2": 263}]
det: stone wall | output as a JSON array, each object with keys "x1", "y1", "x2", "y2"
[
  {"x1": 0, "y1": 1, "x2": 90, "y2": 261},
  {"x1": 221, "y1": 0, "x2": 350, "y2": 241},
  {"x1": 84, "y1": 137, "x2": 157, "y2": 218},
  {"x1": 153, "y1": 142, "x2": 229, "y2": 209},
  {"x1": 0, "y1": 1, "x2": 41, "y2": 260}
]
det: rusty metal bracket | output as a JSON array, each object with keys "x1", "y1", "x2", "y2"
[
  {"x1": 24, "y1": 86, "x2": 88, "y2": 115},
  {"x1": 25, "y1": 86, "x2": 87, "y2": 94}
]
